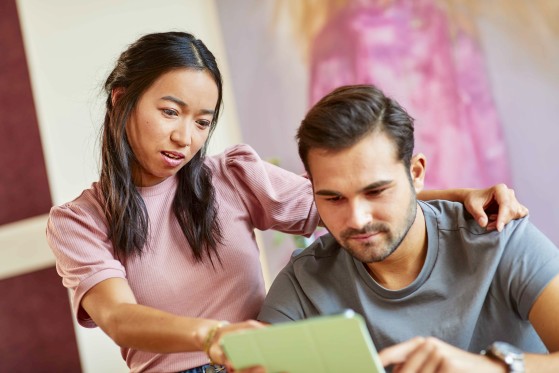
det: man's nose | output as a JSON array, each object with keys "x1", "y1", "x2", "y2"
[{"x1": 346, "y1": 201, "x2": 373, "y2": 229}]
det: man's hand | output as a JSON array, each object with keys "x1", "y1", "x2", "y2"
[
  {"x1": 379, "y1": 337, "x2": 507, "y2": 373},
  {"x1": 464, "y1": 184, "x2": 529, "y2": 232}
]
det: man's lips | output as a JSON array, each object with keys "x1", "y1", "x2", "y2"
[{"x1": 348, "y1": 231, "x2": 381, "y2": 241}]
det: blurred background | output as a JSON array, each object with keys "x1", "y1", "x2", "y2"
[{"x1": 1, "y1": 0, "x2": 557, "y2": 371}]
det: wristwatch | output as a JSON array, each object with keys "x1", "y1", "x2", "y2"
[{"x1": 481, "y1": 341, "x2": 525, "y2": 373}]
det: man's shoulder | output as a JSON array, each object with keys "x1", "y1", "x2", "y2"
[
  {"x1": 286, "y1": 234, "x2": 348, "y2": 275},
  {"x1": 421, "y1": 199, "x2": 493, "y2": 235},
  {"x1": 422, "y1": 200, "x2": 552, "y2": 268},
  {"x1": 420, "y1": 199, "x2": 472, "y2": 220},
  {"x1": 290, "y1": 234, "x2": 341, "y2": 262}
]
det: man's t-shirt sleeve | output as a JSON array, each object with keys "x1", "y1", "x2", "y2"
[
  {"x1": 258, "y1": 268, "x2": 313, "y2": 323},
  {"x1": 499, "y1": 218, "x2": 559, "y2": 320}
]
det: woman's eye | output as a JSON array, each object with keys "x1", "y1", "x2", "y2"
[
  {"x1": 197, "y1": 119, "x2": 211, "y2": 128},
  {"x1": 162, "y1": 108, "x2": 178, "y2": 117}
]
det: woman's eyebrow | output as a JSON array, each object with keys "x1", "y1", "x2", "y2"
[
  {"x1": 160, "y1": 95, "x2": 215, "y2": 115},
  {"x1": 160, "y1": 95, "x2": 187, "y2": 107}
]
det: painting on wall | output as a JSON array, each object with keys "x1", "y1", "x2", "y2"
[{"x1": 216, "y1": 0, "x2": 559, "y2": 279}]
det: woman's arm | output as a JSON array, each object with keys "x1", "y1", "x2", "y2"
[
  {"x1": 81, "y1": 278, "x2": 264, "y2": 357},
  {"x1": 418, "y1": 183, "x2": 529, "y2": 231}
]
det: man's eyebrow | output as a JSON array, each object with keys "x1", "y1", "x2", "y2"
[
  {"x1": 361, "y1": 180, "x2": 392, "y2": 191},
  {"x1": 315, "y1": 180, "x2": 392, "y2": 196},
  {"x1": 160, "y1": 95, "x2": 215, "y2": 115},
  {"x1": 315, "y1": 189, "x2": 340, "y2": 197}
]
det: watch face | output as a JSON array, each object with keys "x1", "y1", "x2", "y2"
[
  {"x1": 488, "y1": 342, "x2": 525, "y2": 372},
  {"x1": 492, "y1": 341, "x2": 524, "y2": 357}
]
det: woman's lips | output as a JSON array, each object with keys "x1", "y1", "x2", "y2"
[{"x1": 161, "y1": 151, "x2": 185, "y2": 167}]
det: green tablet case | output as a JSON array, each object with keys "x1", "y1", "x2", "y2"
[{"x1": 221, "y1": 310, "x2": 385, "y2": 373}]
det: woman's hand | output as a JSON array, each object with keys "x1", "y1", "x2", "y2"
[
  {"x1": 204, "y1": 320, "x2": 267, "y2": 372},
  {"x1": 463, "y1": 184, "x2": 529, "y2": 232}
]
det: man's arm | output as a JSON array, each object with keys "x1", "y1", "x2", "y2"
[
  {"x1": 379, "y1": 337, "x2": 507, "y2": 372},
  {"x1": 379, "y1": 337, "x2": 559, "y2": 373},
  {"x1": 378, "y1": 274, "x2": 559, "y2": 372},
  {"x1": 418, "y1": 184, "x2": 529, "y2": 231},
  {"x1": 525, "y1": 273, "x2": 559, "y2": 371}
]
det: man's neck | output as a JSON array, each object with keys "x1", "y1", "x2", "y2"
[{"x1": 365, "y1": 206, "x2": 427, "y2": 290}]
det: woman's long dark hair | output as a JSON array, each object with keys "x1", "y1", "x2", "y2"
[{"x1": 100, "y1": 31, "x2": 223, "y2": 264}]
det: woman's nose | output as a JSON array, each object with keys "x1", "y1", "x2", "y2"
[{"x1": 170, "y1": 121, "x2": 192, "y2": 147}]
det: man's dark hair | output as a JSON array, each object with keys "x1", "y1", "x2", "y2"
[{"x1": 297, "y1": 84, "x2": 415, "y2": 175}]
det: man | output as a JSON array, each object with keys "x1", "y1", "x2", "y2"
[{"x1": 258, "y1": 85, "x2": 559, "y2": 372}]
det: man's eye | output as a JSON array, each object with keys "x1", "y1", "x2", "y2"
[
  {"x1": 367, "y1": 188, "x2": 385, "y2": 197},
  {"x1": 326, "y1": 196, "x2": 342, "y2": 202}
]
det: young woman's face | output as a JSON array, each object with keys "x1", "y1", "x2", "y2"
[{"x1": 126, "y1": 68, "x2": 218, "y2": 187}]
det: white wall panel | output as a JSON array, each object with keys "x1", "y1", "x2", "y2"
[{"x1": 16, "y1": 1, "x2": 242, "y2": 371}]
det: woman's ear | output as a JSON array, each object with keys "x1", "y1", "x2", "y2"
[
  {"x1": 111, "y1": 87, "x2": 125, "y2": 107},
  {"x1": 410, "y1": 153, "x2": 426, "y2": 193}
]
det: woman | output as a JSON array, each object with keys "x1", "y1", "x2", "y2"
[{"x1": 46, "y1": 31, "x2": 526, "y2": 373}]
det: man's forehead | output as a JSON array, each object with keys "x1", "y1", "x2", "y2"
[
  {"x1": 308, "y1": 142, "x2": 405, "y2": 194},
  {"x1": 308, "y1": 137, "x2": 400, "y2": 172}
]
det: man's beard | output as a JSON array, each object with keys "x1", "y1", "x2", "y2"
[{"x1": 339, "y1": 194, "x2": 417, "y2": 263}]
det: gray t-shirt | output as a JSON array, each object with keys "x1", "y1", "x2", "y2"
[{"x1": 259, "y1": 200, "x2": 559, "y2": 353}]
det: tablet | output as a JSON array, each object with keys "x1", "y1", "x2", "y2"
[{"x1": 221, "y1": 309, "x2": 386, "y2": 373}]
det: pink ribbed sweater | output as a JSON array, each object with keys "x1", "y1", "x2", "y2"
[{"x1": 46, "y1": 144, "x2": 318, "y2": 372}]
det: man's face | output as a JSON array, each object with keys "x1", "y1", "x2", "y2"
[{"x1": 308, "y1": 131, "x2": 422, "y2": 263}]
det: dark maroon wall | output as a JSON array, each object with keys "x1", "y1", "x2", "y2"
[
  {"x1": 0, "y1": 1, "x2": 81, "y2": 371},
  {"x1": 0, "y1": 0, "x2": 52, "y2": 225},
  {"x1": 0, "y1": 267, "x2": 82, "y2": 372}
]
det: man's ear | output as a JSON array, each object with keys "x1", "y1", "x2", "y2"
[
  {"x1": 410, "y1": 153, "x2": 426, "y2": 194},
  {"x1": 111, "y1": 87, "x2": 125, "y2": 107}
]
